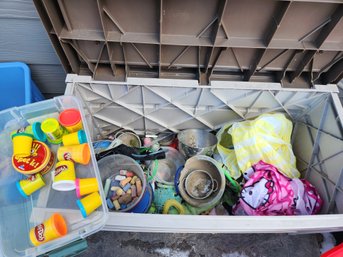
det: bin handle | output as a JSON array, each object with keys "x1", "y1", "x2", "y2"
[{"x1": 42, "y1": 239, "x2": 88, "y2": 257}]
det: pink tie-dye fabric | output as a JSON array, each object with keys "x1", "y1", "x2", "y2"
[{"x1": 234, "y1": 160, "x2": 322, "y2": 216}]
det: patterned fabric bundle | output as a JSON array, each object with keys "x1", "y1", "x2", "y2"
[{"x1": 233, "y1": 161, "x2": 322, "y2": 216}]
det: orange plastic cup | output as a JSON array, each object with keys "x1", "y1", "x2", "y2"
[
  {"x1": 29, "y1": 213, "x2": 68, "y2": 246},
  {"x1": 75, "y1": 178, "x2": 99, "y2": 198},
  {"x1": 12, "y1": 133, "x2": 33, "y2": 157},
  {"x1": 76, "y1": 191, "x2": 102, "y2": 218},
  {"x1": 59, "y1": 109, "x2": 83, "y2": 133},
  {"x1": 57, "y1": 144, "x2": 90, "y2": 165}
]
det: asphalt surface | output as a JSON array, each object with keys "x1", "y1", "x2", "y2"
[{"x1": 79, "y1": 232, "x2": 321, "y2": 257}]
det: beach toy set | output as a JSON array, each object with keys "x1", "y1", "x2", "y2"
[{"x1": 9, "y1": 108, "x2": 103, "y2": 247}]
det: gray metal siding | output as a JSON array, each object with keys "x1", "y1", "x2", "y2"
[{"x1": 0, "y1": 0, "x2": 66, "y2": 97}]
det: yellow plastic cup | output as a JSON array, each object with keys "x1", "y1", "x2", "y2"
[
  {"x1": 52, "y1": 161, "x2": 76, "y2": 191},
  {"x1": 76, "y1": 191, "x2": 102, "y2": 218},
  {"x1": 62, "y1": 130, "x2": 87, "y2": 146},
  {"x1": 16, "y1": 173, "x2": 45, "y2": 198},
  {"x1": 59, "y1": 109, "x2": 83, "y2": 133},
  {"x1": 57, "y1": 144, "x2": 90, "y2": 165},
  {"x1": 29, "y1": 213, "x2": 68, "y2": 246},
  {"x1": 75, "y1": 178, "x2": 99, "y2": 198},
  {"x1": 41, "y1": 118, "x2": 66, "y2": 144},
  {"x1": 12, "y1": 133, "x2": 34, "y2": 157}
]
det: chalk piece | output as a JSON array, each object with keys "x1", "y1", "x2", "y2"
[
  {"x1": 106, "y1": 198, "x2": 114, "y2": 209},
  {"x1": 136, "y1": 179, "x2": 142, "y2": 196},
  {"x1": 103, "y1": 179, "x2": 111, "y2": 198},
  {"x1": 111, "y1": 194, "x2": 120, "y2": 201},
  {"x1": 115, "y1": 175, "x2": 126, "y2": 181},
  {"x1": 116, "y1": 188, "x2": 124, "y2": 196},
  {"x1": 120, "y1": 177, "x2": 132, "y2": 187},
  {"x1": 122, "y1": 183, "x2": 131, "y2": 192},
  {"x1": 130, "y1": 176, "x2": 138, "y2": 185},
  {"x1": 131, "y1": 185, "x2": 137, "y2": 198},
  {"x1": 111, "y1": 186, "x2": 121, "y2": 192},
  {"x1": 119, "y1": 170, "x2": 128, "y2": 176},
  {"x1": 126, "y1": 171, "x2": 134, "y2": 177},
  {"x1": 113, "y1": 200, "x2": 121, "y2": 210},
  {"x1": 111, "y1": 180, "x2": 120, "y2": 187},
  {"x1": 118, "y1": 193, "x2": 132, "y2": 204}
]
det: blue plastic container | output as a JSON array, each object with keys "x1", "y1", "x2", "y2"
[{"x1": 0, "y1": 62, "x2": 44, "y2": 110}]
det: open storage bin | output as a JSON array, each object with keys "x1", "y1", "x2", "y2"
[
  {"x1": 0, "y1": 96, "x2": 107, "y2": 257},
  {"x1": 64, "y1": 75, "x2": 343, "y2": 234},
  {"x1": 0, "y1": 62, "x2": 45, "y2": 110}
]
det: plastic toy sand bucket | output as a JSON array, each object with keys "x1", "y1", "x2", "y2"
[
  {"x1": 41, "y1": 118, "x2": 66, "y2": 144},
  {"x1": 148, "y1": 147, "x2": 185, "y2": 185},
  {"x1": 29, "y1": 213, "x2": 68, "y2": 246},
  {"x1": 12, "y1": 133, "x2": 33, "y2": 157},
  {"x1": 57, "y1": 144, "x2": 90, "y2": 165},
  {"x1": 62, "y1": 130, "x2": 87, "y2": 146},
  {"x1": 52, "y1": 161, "x2": 76, "y2": 191},
  {"x1": 115, "y1": 131, "x2": 141, "y2": 148},
  {"x1": 184, "y1": 169, "x2": 218, "y2": 200},
  {"x1": 12, "y1": 140, "x2": 55, "y2": 176},
  {"x1": 178, "y1": 129, "x2": 217, "y2": 158},
  {"x1": 75, "y1": 178, "x2": 99, "y2": 198},
  {"x1": 76, "y1": 191, "x2": 102, "y2": 218},
  {"x1": 16, "y1": 173, "x2": 45, "y2": 198},
  {"x1": 59, "y1": 108, "x2": 83, "y2": 133},
  {"x1": 97, "y1": 154, "x2": 147, "y2": 213}
]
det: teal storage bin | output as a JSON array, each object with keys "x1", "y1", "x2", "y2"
[{"x1": 0, "y1": 62, "x2": 44, "y2": 110}]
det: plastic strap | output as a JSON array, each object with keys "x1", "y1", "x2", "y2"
[
  {"x1": 148, "y1": 159, "x2": 158, "y2": 181},
  {"x1": 220, "y1": 166, "x2": 241, "y2": 193}
]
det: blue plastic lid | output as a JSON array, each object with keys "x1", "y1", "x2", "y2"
[
  {"x1": 32, "y1": 122, "x2": 47, "y2": 142},
  {"x1": 76, "y1": 199, "x2": 87, "y2": 218},
  {"x1": 16, "y1": 181, "x2": 28, "y2": 198},
  {"x1": 77, "y1": 130, "x2": 87, "y2": 144}
]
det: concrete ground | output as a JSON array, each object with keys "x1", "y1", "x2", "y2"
[{"x1": 79, "y1": 232, "x2": 321, "y2": 257}]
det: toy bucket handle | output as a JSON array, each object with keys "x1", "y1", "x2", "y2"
[
  {"x1": 212, "y1": 179, "x2": 219, "y2": 193},
  {"x1": 174, "y1": 165, "x2": 184, "y2": 195}
]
